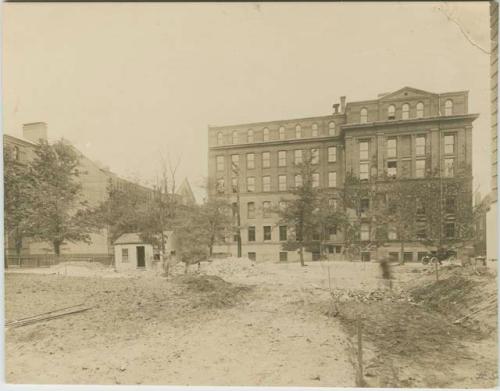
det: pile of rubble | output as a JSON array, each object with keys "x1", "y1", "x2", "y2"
[
  {"x1": 331, "y1": 287, "x2": 416, "y2": 304},
  {"x1": 203, "y1": 257, "x2": 257, "y2": 278}
]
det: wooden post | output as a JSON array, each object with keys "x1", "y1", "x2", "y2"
[
  {"x1": 357, "y1": 314, "x2": 364, "y2": 386},
  {"x1": 435, "y1": 259, "x2": 439, "y2": 281}
]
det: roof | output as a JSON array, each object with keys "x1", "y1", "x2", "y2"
[
  {"x1": 176, "y1": 178, "x2": 196, "y2": 204},
  {"x1": 113, "y1": 231, "x2": 173, "y2": 245}
]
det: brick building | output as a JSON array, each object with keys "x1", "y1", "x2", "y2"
[{"x1": 208, "y1": 87, "x2": 478, "y2": 262}]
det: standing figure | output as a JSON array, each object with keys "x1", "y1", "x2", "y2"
[{"x1": 380, "y1": 257, "x2": 393, "y2": 289}]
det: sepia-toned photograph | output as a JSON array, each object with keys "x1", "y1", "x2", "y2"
[{"x1": 2, "y1": 2, "x2": 498, "y2": 389}]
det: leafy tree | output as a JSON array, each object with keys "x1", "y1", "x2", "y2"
[
  {"x1": 3, "y1": 146, "x2": 36, "y2": 263},
  {"x1": 201, "y1": 196, "x2": 233, "y2": 257},
  {"x1": 29, "y1": 140, "x2": 97, "y2": 256}
]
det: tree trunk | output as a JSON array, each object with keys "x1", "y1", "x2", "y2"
[
  {"x1": 299, "y1": 245, "x2": 305, "y2": 267},
  {"x1": 400, "y1": 240, "x2": 405, "y2": 265}
]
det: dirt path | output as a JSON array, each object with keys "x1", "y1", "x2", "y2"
[{"x1": 5, "y1": 268, "x2": 355, "y2": 386}]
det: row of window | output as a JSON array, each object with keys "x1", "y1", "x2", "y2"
[
  {"x1": 216, "y1": 122, "x2": 338, "y2": 146},
  {"x1": 216, "y1": 147, "x2": 337, "y2": 172},
  {"x1": 243, "y1": 199, "x2": 338, "y2": 220},
  {"x1": 359, "y1": 99, "x2": 454, "y2": 124},
  {"x1": 217, "y1": 171, "x2": 338, "y2": 193},
  {"x1": 359, "y1": 222, "x2": 457, "y2": 240},
  {"x1": 244, "y1": 224, "x2": 338, "y2": 243}
]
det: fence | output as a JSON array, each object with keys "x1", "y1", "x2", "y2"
[{"x1": 5, "y1": 254, "x2": 114, "y2": 268}]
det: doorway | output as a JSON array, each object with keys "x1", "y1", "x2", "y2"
[{"x1": 137, "y1": 246, "x2": 145, "y2": 268}]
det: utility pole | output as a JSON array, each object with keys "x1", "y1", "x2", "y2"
[{"x1": 232, "y1": 162, "x2": 242, "y2": 258}]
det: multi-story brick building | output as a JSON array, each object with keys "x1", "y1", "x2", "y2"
[{"x1": 208, "y1": 87, "x2": 478, "y2": 262}]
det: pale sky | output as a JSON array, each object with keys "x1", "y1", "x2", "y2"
[{"x1": 3, "y1": 2, "x2": 493, "y2": 201}]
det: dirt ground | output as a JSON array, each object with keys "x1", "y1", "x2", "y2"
[{"x1": 4, "y1": 259, "x2": 498, "y2": 387}]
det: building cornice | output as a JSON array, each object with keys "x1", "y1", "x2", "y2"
[{"x1": 209, "y1": 135, "x2": 345, "y2": 151}]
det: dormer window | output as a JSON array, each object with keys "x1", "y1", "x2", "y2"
[
  {"x1": 295, "y1": 124, "x2": 302, "y2": 139},
  {"x1": 263, "y1": 127, "x2": 270, "y2": 141},
  {"x1": 312, "y1": 123, "x2": 318, "y2": 137},
  {"x1": 360, "y1": 108, "x2": 368, "y2": 124},
  {"x1": 232, "y1": 131, "x2": 238, "y2": 144},
  {"x1": 416, "y1": 102, "x2": 424, "y2": 118},
  {"x1": 445, "y1": 99, "x2": 453, "y2": 116},
  {"x1": 329, "y1": 121, "x2": 336, "y2": 136},
  {"x1": 217, "y1": 132, "x2": 223, "y2": 145},
  {"x1": 402, "y1": 103, "x2": 410, "y2": 120},
  {"x1": 387, "y1": 105, "x2": 396, "y2": 120},
  {"x1": 247, "y1": 130, "x2": 254, "y2": 143}
]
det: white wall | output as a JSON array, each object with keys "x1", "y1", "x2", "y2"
[{"x1": 114, "y1": 244, "x2": 154, "y2": 271}]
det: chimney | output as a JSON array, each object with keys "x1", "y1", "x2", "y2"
[
  {"x1": 23, "y1": 122, "x2": 48, "y2": 143},
  {"x1": 332, "y1": 104, "x2": 340, "y2": 114},
  {"x1": 340, "y1": 96, "x2": 346, "y2": 113}
]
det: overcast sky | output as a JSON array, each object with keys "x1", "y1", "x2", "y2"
[{"x1": 3, "y1": 2, "x2": 492, "y2": 201}]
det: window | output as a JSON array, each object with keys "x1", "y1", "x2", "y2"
[
  {"x1": 416, "y1": 199, "x2": 425, "y2": 216},
  {"x1": 295, "y1": 124, "x2": 302, "y2": 138},
  {"x1": 262, "y1": 176, "x2": 271, "y2": 192},
  {"x1": 312, "y1": 123, "x2": 319, "y2": 137},
  {"x1": 294, "y1": 149, "x2": 303, "y2": 164},
  {"x1": 263, "y1": 127, "x2": 270, "y2": 141},
  {"x1": 328, "y1": 172, "x2": 337, "y2": 187},
  {"x1": 402, "y1": 103, "x2": 410, "y2": 119},
  {"x1": 387, "y1": 138, "x2": 397, "y2": 158},
  {"x1": 247, "y1": 153, "x2": 255, "y2": 169},
  {"x1": 415, "y1": 160, "x2": 426, "y2": 178},
  {"x1": 247, "y1": 202, "x2": 255, "y2": 219},
  {"x1": 279, "y1": 201, "x2": 287, "y2": 211},
  {"x1": 329, "y1": 122, "x2": 336, "y2": 136},
  {"x1": 328, "y1": 146, "x2": 337, "y2": 163},
  {"x1": 279, "y1": 226, "x2": 287, "y2": 241},
  {"x1": 360, "y1": 198, "x2": 370, "y2": 213},
  {"x1": 445, "y1": 196, "x2": 456, "y2": 214},
  {"x1": 329, "y1": 226, "x2": 337, "y2": 239},
  {"x1": 329, "y1": 198, "x2": 337, "y2": 209},
  {"x1": 247, "y1": 177, "x2": 255, "y2": 192},
  {"x1": 295, "y1": 174, "x2": 303, "y2": 188},
  {"x1": 359, "y1": 141, "x2": 369, "y2": 160},
  {"x1": 263, "y1": 226, "x2": 272, "y2": 241},
  {"x1": 311, "y1": 149, "x2": 319, "y2": 164},
  {"x1": 231, "y1": 177, "x2": 238, "y2": 193},
  {"x1": 247, "y1": 130, "x2": 254, "y2": 143},
  {"x1": 312, "y1": 232, "x2": 320, "y2": 241},
  {"x1": 416, "y1": 102, "x2": 424, "y2": 118},
  {"x1": 388, "y1": 229, "x2": 397, "y2": 240},
  {"x1": 278, "y1": 151, "x2": 286, "y2": 167},
  {"x1": 231, "y1": 154, "x2": 239, "y2": 169},
  {"x1": 445, "y1": 99, "x2": 453, "y2": 116},
  {"x1": 13, "y1": 146, "x2": 20, "y2": 161},
  {"x1": 416, "y1": 136, "x2": 426, "y2": 156},
  {"x1": 445, "y1": 223, "x2": 455, "y2": 239},
  {"x1": 387, "y1": 161, "x2": 397, "y2": 178},
  {"x1": 387, "y1": 105, "x2": 396, "y2": 120},
  {"x1": 232, "y1": 131, "x2": 238, "y2": 144},
  {"x1": 217, "y1": 132, "x2": 223, "y2": 145},
  {"x1": 248, "y1": 251, "x2": 256, "y2": 261},
  {"x1": 122, "y1": 248, "x2": 129, "y2": 262},
  {"x1": 444, "y1": 134, "x2": 455, "y2": 155},
  {"x1": 278, "y1": 175, "x2": 287, "y2": 191},
  {"x1": 248, "y1": 227, "x2": 256, "y2": 242},
  {"x1": 360, "y1": 108, "x2": 368, "y2": 123},
  {"x1": 279, "y1": 252, "x2": 288, "y2": 262},
  {"x1": 263, "y1": 201, "x2": 271, "y2": 217},
  {"x1": 444, "y1": 158, "x2": 455, "y2": 177},
  {"x1": 360, "y1": 224, "x2": 370, "y2": 241},
  {"x1": 360, "y1": 163, "x2": 369, "y2": 180},
  {"x1": 279, "y1": 126, "x2": 286, "y2": 140},
  {"x1": 312, "y1": 173, "x2": 320, "y2": 188},
  {"x1": 216, "y1": 156, "x2": 224, "y2": 171},
  {"x1": 216, "y1": 178, "x2": 225, "y2": 193},
  {"x1": 262, "y1": 152, "x2": 270, "y2": 168}
]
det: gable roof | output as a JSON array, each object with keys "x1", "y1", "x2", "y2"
[
  {"x1": 113, "y1": 231, "x2": 174, "y2": 245},
  {"x1": 378, "y1": 86, "x2": 437, "y2": 101},
  {"x1": 176, "y1": 178, "x2": 196, "y2": 204}
]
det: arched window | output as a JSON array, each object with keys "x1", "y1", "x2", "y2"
[
  {"x1": 445, "y1": 99, "x2": 453, "y2": 116},
  {"x1": 387, "y1": 105, "x2": 396, "y2": 120},
  {"x1": 312, "y1": 123, "x2": 318, "y2": 137},
  {"x1": 13, "y1": 146, "x2": 20, "y2": 161},
  {"x1": 295, "y1": 124, "x2": 302, "y2": 139},
  {"x1": 217, "y1": 132, "x2": 223, "y2": 145},
  {"x1": 263, "y1": 127, "x2": 270, "y2": 141},
  {"x1": 279, "y1": 126, "x2": 285, "y2": 140},
  {"x1": 402, "y1": 103, "x2": 410, "y2": 120},
  {"x1": 329, "y1": 122, "x2": 336, "y2": 136},
  {"x1": 247, "y1": 130, "x2": 254, "y2": 143},
  {"x1": 360, "y1": 108, "x2": 368, "y2": 124},
  {"x1": 416, "y1": 102, "x2": 424, "y2": 118},
  {"x1": 232, "y1": 131, "x2": 238, "y2": 144}
]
